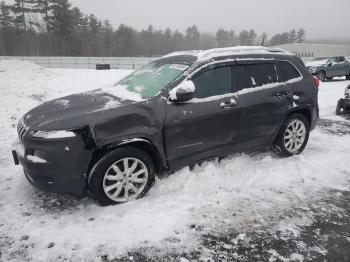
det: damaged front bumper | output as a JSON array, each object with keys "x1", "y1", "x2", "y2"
[{"x1": 11, "y1": 134, "x2": 92, "y2": 195}]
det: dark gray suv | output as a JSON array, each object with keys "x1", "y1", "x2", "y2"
[{"x1": 12, "y1": 47, "x2": 319, "y2": 205}]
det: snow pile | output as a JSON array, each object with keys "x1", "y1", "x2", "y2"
[
  {"x1": 26, "y1": 155, "x2": 48, "y2": 163},
  {"x1": 0, "y1": 60, "x2": 350, "y2": 261},
  {"x1": 101, "y1": 84, "x2": 143, "y2": 102}
]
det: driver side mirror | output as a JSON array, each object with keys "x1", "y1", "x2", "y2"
[
  {"x1": 327, "y1": 63, "x2": 333, "y2": 67},
  {"x1": 169, "y1": 80, "x2": 195, "y2": 103}
]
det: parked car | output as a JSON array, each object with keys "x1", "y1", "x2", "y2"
[
  {"x1": 336, "y1": 84, "x2": 350, "y2": 115},
  {"x1": 12, "y1": 46, "x2": 319, "y2": 205},
  {"x1": 306, "y1": 56, "x2": 350, "y2": 81}
]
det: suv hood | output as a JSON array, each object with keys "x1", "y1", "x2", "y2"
[{"x1": 22, "y1": 90, "x2": 137, "y2": 131}]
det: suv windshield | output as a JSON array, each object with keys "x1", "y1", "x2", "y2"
[{"x1": 115, "y1": 62, "x2": 189, "y2": 98}]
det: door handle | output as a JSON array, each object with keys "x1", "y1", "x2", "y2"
[{"x1": 220, "y1": 98, "x2": 237, "y2": 108}]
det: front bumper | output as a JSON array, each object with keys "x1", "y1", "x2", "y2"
[{"x1": 12, "y1": 135, "x2": 92, "y2": 195}]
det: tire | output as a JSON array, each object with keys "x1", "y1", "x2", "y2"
[
  {"x1": 318, "y1": 71, "x2": 326, "y2": 82},
  {"x1": 88, "y1": 147, "x2": 155, "y2": 206},
  {"x1": 272, "y1": 114, "x2": 310, "y2": 157},
  {"x1": 346, "y1": 74, "x2": 350, "y2": 80},
  {"x1": 336, "y1": 99, "x2": 343, "y2": 115}
]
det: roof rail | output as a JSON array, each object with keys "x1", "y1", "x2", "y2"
[
  {"x1": 197, "y1": 46, "x2": 289, "y2": 61},
  {"x1": 163, "y1": 46, "x2": 291, "y2": 61}
]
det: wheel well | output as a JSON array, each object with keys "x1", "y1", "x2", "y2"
[
  {"x1": 288, "y1": 108, "x2": 312, "y2": 125},
  {"x1": 88, "y1": 140, "x2": 164, "y2": 176}
]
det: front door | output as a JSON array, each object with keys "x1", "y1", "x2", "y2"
[{"x1": 164, "y1": 64, "x2": 242, "y2": 170}]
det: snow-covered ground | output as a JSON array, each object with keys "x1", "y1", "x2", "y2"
[{"x1": 0, "y1": 60, "x2": 350, "y2": 261}]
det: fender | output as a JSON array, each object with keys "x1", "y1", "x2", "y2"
[
  {"x1": 271, "y1": 105, "x2": 313, "y2": 143},
  {"x1": 87, "y1": 136, "x2": 168, "y2": 185}
]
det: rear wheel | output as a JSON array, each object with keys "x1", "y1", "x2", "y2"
[
  {"x1": 89, "y1": 147, "x2": 155, "y2": 206},
  {"x1": 336, "y1": 99, "x2": 344, "y2": 115},
  {"x1": 318, "y1": 71, "x2": 326, "y2": 82},
  {"x1": 272, "y1": 114, "x2": 310, "y2": 157}
]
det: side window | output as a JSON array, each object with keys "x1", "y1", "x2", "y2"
[
  {"x1": 276, "y1": 61, "x2": 301, "y2": 82},
  {"x1": 192, "y1": 66, "x2": 232, "y2": 99},
  {"x1": 237, "y1": 63, "x2": 277, "y2": 90},
  {"x1": 338, "y1": 57, "x2": 345, "y2": 63}
]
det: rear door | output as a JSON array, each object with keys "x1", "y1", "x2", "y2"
[
  {"x1": 326, "y1": 57, "x2": 338, "y2": 77},
  {"x1": 336, "y1": 57, "x2": 347, "y2": 76},
  {"x1": 234, "y1": 60, "x2": 295, "y2": 147},
  {"x1": 164, "y1": 63, "x2": 242, "y2": 169}
]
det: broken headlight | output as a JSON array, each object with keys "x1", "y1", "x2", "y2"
[{"x1": 32, "y1": 130, "x2": 77, "y2": 139}]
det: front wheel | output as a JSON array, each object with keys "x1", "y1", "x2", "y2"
[
  {"x1": 272, "y1": 114, "x2": 310, "y2": 157},
  {"x1": 88, "y1": 147, "x2": 155, "y2": 206}
]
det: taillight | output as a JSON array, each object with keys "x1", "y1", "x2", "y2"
[{"x1": 313, "y1": 76, "x2": 320, "y2": 88}]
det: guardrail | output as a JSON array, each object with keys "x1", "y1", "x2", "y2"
[
  {"x1": 2, "y1": 56, "x2": 349, "y2": 69},
  {"x1": 0, "y1": 56, "x2": 155, "y2": 69}
]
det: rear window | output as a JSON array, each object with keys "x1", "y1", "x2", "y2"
[
  {"x1": 236, "y1": 63, "x2": 277, "y2": 91},
  {"x1": 276, "y1": 61, "x2": 301, "y2": 82}
]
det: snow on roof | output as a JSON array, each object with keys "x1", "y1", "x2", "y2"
[{"x1": 164, "y1": 46, "x2": 291, "y2": 62}]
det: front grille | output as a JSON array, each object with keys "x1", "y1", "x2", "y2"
[{"x1": 17, "y1": 120, "x2": 29, "y2": 142}]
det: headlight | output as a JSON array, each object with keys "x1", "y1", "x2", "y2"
[
  {"x1": 32, "y1": 130, "x2": 77, "y2": 139},
  {"x1": 308, "y1": 67, "x2": 316, "y2": 73}
]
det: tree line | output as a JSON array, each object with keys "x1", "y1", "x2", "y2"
[{"x1": 0, "y1": 0, "x2": 307, "y2": 57}]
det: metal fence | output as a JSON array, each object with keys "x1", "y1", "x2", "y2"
[
  {"x1": 2, "y1": 56, "x2": 350, "y2": 69},
  {"x1": 0, "y1": 56, "x2": 155, "y2": 69}
]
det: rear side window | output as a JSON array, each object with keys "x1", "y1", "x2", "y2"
[
  {"x1": 338, "y1": 57, "x2": 345, "y2": 63},
  {"x1": 236, "y1": 63, "x2": 277, "y2": 91},
  {"x1": 192, "y1": 66, "x2": 232, "y2": 99},
  {"x1": 276, "y1": 61, "x2": 301, "y2": 82}
]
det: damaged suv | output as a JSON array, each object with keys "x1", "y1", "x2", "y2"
[{"x1": 12, "y1": 47, "x2": 319, "y2": 205}]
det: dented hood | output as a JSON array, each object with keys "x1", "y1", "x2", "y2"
[{"x1": 22, "y1": 90, "x2": 136, "y2": 131}]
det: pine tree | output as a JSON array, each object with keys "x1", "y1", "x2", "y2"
[
  {"x1": 247, "y1": 29, "x2": 257, "y2": 45},
  {"x1": 288, "y1": 29, "x2": 297, "y2": 43},
  {"x1": 185, "y1": 25, "x2": 200, "y2": 49},
  {"x1": 48, "y1": 0, "x2": 73, "y2": 36},
  {"x1": 239, "y1": 30, "x2": 249, "y2": 45},
  {"x1": 216, "y1": 29, "x2": 230, "y2": 48},
  {"x1": 0, "y1": 1, "x2": 13, "y2": 29},
  {"x1": 297, "y1": 28, "x2": 306, "y2": 43}
]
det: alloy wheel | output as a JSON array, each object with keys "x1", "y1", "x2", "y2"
[
  {"x1": 283, "y1": 119, "x2": 306, "y2": 153},
  {"x1": 103, "y1": 157, "x2": 148, "y2": 202}
]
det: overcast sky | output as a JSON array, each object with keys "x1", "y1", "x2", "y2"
[{"x1": 69, "y1": 0, "x2": 349, "y2": 39}]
